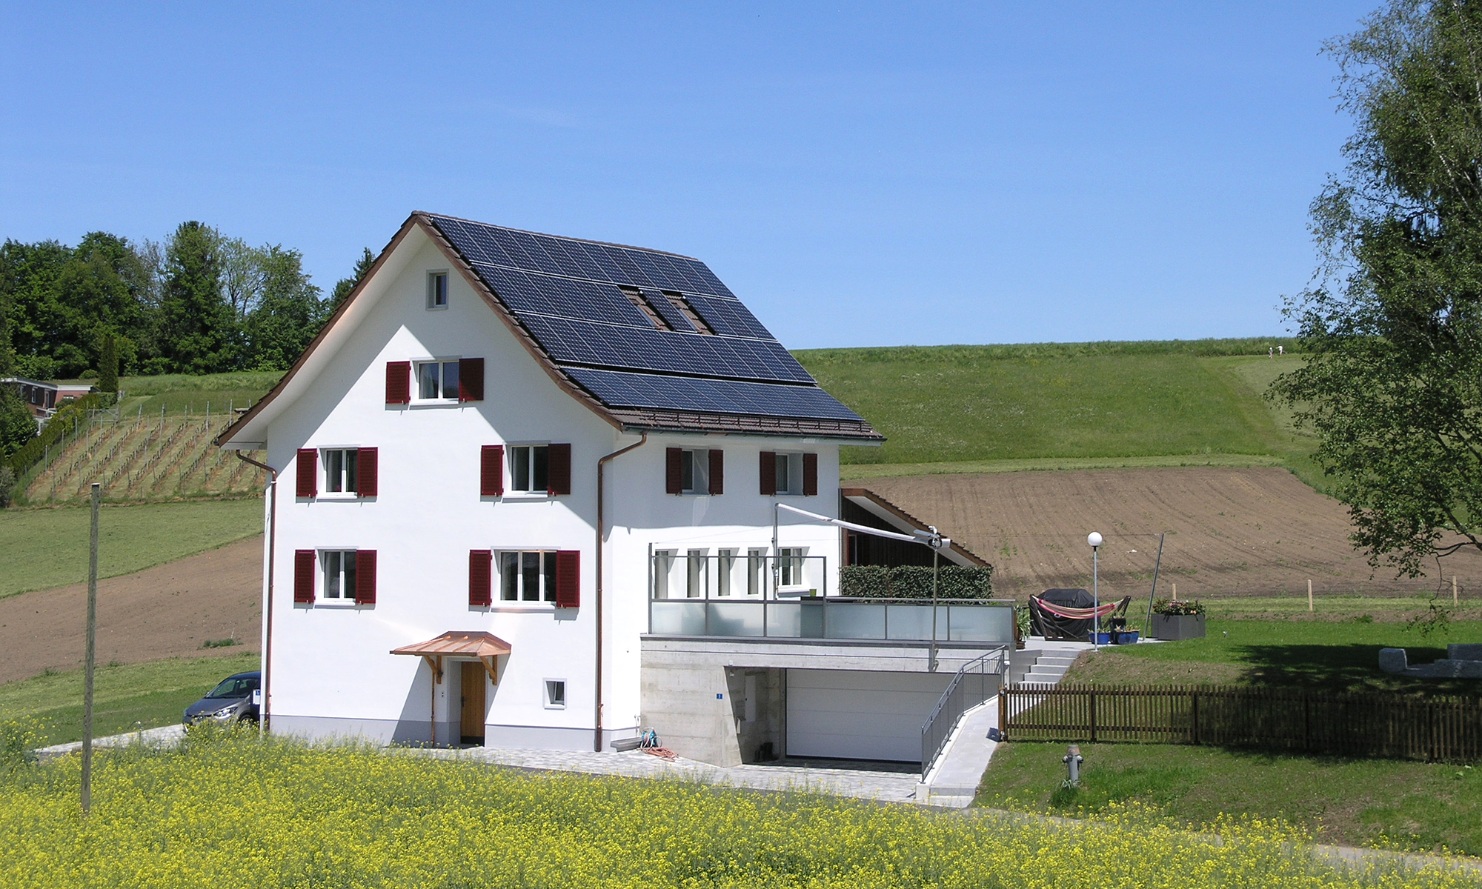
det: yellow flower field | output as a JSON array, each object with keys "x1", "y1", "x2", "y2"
[{"x1": 0, "y1": 727, "x2": 1475, "y2": 888}]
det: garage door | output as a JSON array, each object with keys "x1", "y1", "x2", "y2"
[{"x1": 786, "y1": 669, "x2": 951, "y2": 762}]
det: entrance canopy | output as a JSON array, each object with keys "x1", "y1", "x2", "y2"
[{"x1": 391, "y1": 630, "x2": 511, "y2": 684}]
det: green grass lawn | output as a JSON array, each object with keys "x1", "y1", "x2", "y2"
[
  {"x1": 978, "y1": 741, "x2": 1482, "y2": 856},
  {"x1": 0, "y1": 498, "x2": 262, "y2": 599},
  {"x1": 114, "y1": 370, "x2": 281, "y2": 417},
  {"x1": 0, "y1": 651, "x2": 259, "y2": 746},
  {"x1": 796, "y1": 340, "x2": 1306, "y2": 469}
]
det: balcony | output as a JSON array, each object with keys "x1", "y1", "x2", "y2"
[{"x1": 646, "y1": 553, "x2": 1016, "y2": 645}]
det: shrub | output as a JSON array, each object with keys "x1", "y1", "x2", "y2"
[
  {"x1": 840, "y1": 564, "x2": 993, "y2": 599},
  {"x1": 1154, "y1": 598, "x2": 1206, "y2": 616}
]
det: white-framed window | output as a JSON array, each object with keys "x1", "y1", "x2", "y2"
[
  {"x1": 774, "y1": 453, "x2": 801, "y2": 495},
  {"x1": 716, "y1": 549, "x2": 736, "y2": 597},
  {"x1": 499, "y1": 550, "x2": 558, "y2": 603},
  {"x1": 544, "y1": 679, "x2": 567, "y2": 710},
  {"x1": 323, "y1": 448, "x2": 358, "y2": 494},
  {"x1": 416, "y1": 359, "x2": 460, "y2": 401},
  {"x1": 681, "y1": 450, "x2": 709, "y2": 493},
  {"x1": 323, "y1": 550, "x2": 358, "y2": 601},
  {"x1": 778, "y1": 547, "x2": 806, "y2": 587},
  {"x1": 685, "y1": 548, "x2": 707, "y2": 598},
  {"x1": 427, "y1": 270, "x2": 448, "y2": 309},
  {"x1": 509, "y1": 445, "x2": 549, "y2": 493},
  {"x1": 653, "y1": 549, "x2": 675, "y2": 599},
  {"x1": 747, "y1": 548, "x2": 767, "y2": 597}
]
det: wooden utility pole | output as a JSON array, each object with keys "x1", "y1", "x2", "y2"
[{"x1": 81, "y1": 483, "x2": 100, "y2": 815}]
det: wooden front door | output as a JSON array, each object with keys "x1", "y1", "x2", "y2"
[{"x1": 460, "y1": 661, "x2": 486, "y2": 745}]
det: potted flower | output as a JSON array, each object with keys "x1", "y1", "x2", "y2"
[
  {"x1": 1112, "y1": 625, "x2": 1141, "y2": 644},
  {"x1": 1151, "y1": 598, "x2": 1206, "y2": 640}
]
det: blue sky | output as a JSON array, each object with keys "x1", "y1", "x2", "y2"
[{"x1": 2, "y1": 2, "x2": 1374, "y2": 349}]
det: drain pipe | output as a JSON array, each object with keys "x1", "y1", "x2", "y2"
[
  {"x1": 594, "y1": 432, "x2": 648, "y2": 752},
  {"x1": 234, "y1": 451, "x2": 277, "y2": 733}
]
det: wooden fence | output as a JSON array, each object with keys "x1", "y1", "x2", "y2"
[{"x1": 1001, "y1": 683, "x2": 1482, "y2": 763}]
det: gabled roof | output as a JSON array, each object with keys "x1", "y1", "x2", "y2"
[
  {"x1": 218, "y1": 212, "x2": 880, "y2": 448},
  {"x1": 840, "y1": 487, "x2": 989, "y2": 568}
]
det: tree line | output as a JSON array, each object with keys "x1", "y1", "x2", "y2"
[{"x1": 0, "y1": 221, "x2": 374, "y2": 462}]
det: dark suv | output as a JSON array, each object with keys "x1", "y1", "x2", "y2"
[{"x1": 183, "y1": 670, "x2": 261, "y2": 726}]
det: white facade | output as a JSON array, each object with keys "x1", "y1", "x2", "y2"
[{"x1": 225, "y1": 223, "x2": 851, "y2": 752}]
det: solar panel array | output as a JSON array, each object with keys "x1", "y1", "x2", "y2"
[{"x1": 424, "y1": 213, "x2": 871, "y2": 429}]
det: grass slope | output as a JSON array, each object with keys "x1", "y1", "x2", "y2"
[
  {"x1": 0, "y1": 651, "x2": 258, "y2": 746},
  {"x1": 796, "y1": 340, "x2": 1311, "y2": 478},
  {"x1": 0, "y1": 499, "x2": 262, "y2": 599}
]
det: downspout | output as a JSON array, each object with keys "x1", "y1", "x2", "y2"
[
  {"x1": 233, "y1": 451, "x2": 277, "y2": 733},
  {"x1": 594, "y1": 431, "x2": 649, "y2": 752}
]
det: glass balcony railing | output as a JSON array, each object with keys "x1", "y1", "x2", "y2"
[{"x1": 647, "y1": 553, "x2": 1015, "y2": 644}]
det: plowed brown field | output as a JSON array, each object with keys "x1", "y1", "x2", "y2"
[{"x1": 861, "y1": 467, "x2": 1482, "y2": 602}]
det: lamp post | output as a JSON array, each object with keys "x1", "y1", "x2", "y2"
[{"x1": 1087, "y1": 531, "x2": 1103, "y2": 650}]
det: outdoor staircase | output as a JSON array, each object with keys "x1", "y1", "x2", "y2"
[{"x1": 1013, "y1": 646, "x2": 1079, "y2": 686}]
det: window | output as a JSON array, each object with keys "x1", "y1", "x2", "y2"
[
  {"x1": 388, "y1": 358, "x2": 482, "y2": 404},
  {"x1": 686, "y1": 549, "x2": 707, "y2": 598},
  {"x1": 747, "y1": 548, "x2": 767, "y2": 597},
  {"x1": 500, "y1": 551, "x2": 557, "y2": 602},
  {"x1": 654, "y1": 549, "x2": 675, "y2": 598},
  {"x1": 544, "y1": 679, "x2": 567, "y2": 710},
  {"x1": 778, "y1": 547, "x2": 806, "y2": 587},
  {"x1": 294, "y1": 549, "x2": 377, "y2": 605},
  {"x1": 759, "y1": 451, "x2": 817, "y2": 496},
  {"x1": 427, "y1": 271, "x2": 448, "y2": 309},
  {"x1": 324, "y1": 449, "x2": 358, "y2": 493},
  {"x1": 417, "y1": 359, "x2": 460, "y2": 400},
  {"x1": 324, "y1": 550, "x2": 358, "y2": 600},
  {"x1": 504, "y1": 443, "x2": 572, "y2": 495},
  {"x1": 510, "y1": 445, "x2": 548, "y2": 493},
  {"x1": 666, "y1": 447, "x2": 723, "y2": 495},
  {"x1": 296, "y1": 447, "x2": 377, "y2": 498},
  {"x1": 716, "y1": 549, "x2": 736, "y2": 597}
]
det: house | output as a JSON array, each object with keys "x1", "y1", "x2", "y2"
[
  {"x1": 217, "y1": 212, "x2": 1011, "y2": 767},
  {"x1": 1, "y1": 377, "x2": 93, "y2": 425}
]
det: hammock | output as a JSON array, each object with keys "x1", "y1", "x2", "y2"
[{"x1": 1030, "y1": 595, "x2": 1127, "y2": 620}]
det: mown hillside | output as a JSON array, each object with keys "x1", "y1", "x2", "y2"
[{"x1": 796, "y1": 338, "x2": 1310, "y2": 476}]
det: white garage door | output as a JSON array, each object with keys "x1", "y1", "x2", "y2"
[{"x1": 786, "y1": 670, "x2": 951, "y2": 762}]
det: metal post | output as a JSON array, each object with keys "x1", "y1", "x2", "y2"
[
  {"x1": 82, "y1": 483, "x2": 100, "y2": 815},
  {"x1": 929, "y1": 548, "x2": 940, "y2": 672}
]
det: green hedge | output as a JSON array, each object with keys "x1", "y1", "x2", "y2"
[
  {"x1": 839, "y1": 564, "x2": 994, "y2": 599},
  {"x1": 5, "y1": 392, "x2": 106, "y2": 480}
]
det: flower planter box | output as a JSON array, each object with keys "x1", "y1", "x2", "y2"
[
  {"x1": 1112, "y1": 630, "x2": 1140, "y2": 645},
  {"x1": 1152, "y1": 613, "x2": 1205, "y2": 641}
]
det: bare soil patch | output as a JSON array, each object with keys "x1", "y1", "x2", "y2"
[
  {"x1": 862, "y1": 467, "x2": 1482, "y2": 602},
  {"x1": 0, "y1": 535, "x2": 262, "y2": 684}
]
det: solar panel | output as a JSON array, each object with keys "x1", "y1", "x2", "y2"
[{"x1": 567, "y1": 369, "x2": 866, "y2": 422}]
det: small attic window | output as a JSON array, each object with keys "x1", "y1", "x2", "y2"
[
  {"x1": 662, "y1": 291, "x2": 713, "y2": 335},
  {"x1": 427, "y1": 271, "x2": 449, "y2": 310},
  {"x1": 619, "y1": 285, "x2": 671, "y2": 331}
]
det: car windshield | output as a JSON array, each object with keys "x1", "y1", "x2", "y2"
[{"x1": 204, "y1": 677, "x2": 255, "y2": 699}]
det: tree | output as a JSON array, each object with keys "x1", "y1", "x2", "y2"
[
  {"x1": 1273, "y1": 0, "x2": 1482, "y2": 576},
  {"x1": 158, "y1": 221, "x2": 236, "y2": 373},
  {"x1": 97, "y1": 331, "x2": 118, "y2": 394},
  {"x1": 329, "y1": 247, "x2": 376, "y2": 312},
  {"x1": 243, "y1": 245, "x2": 326, "y2": 370},
  {"x1": 0, "y1": 390, "x2": 33, "y2": 460}
]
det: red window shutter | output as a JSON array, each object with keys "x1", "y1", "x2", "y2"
[
  {"x1": 480, "y1": 445, "x2": 505, "y2": 496},
  {"x1": 803, "y1": 452, "x2": 818, "y2": 496},
  {"x1": 548, "y1": 443, "x2": 572, "y2": 495},
  {"x1": 555, "y1": 550, "x2": 580, "y2": 608},
  {"x1": 385, "y1": 361, "x2": 411, "y2": 405},
  {"x1": 295, "y1": 449, "x2": 317, "y2": 498},
  {"x1": 665, "y1": 447, "x2": 683, "y2": 494},
  {"x1": 459, "y1": 357, "x2": 484, "y2": 402},
  {"x1": 355, "y1": 550, "x2": 377, "y2": 605},
  {"x1": 709, "y1": 448, "x2": 724, "y2": 495},
  {"x1": 357, "y1": 447, "x2": 378, "y2": 497},
  {"x1": 759, "y1": 451, "x2": 777, "y2": 496},
  {"x1": 469, "y1": 550, "x2": 493, "y2": 607},
  {"x1": 293, "y1": 550, "x2": 316, "y2": 603}
]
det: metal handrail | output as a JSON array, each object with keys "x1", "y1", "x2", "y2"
[{"x1": 920, "y1": 649, "x2": 1008, "y2": 775}]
